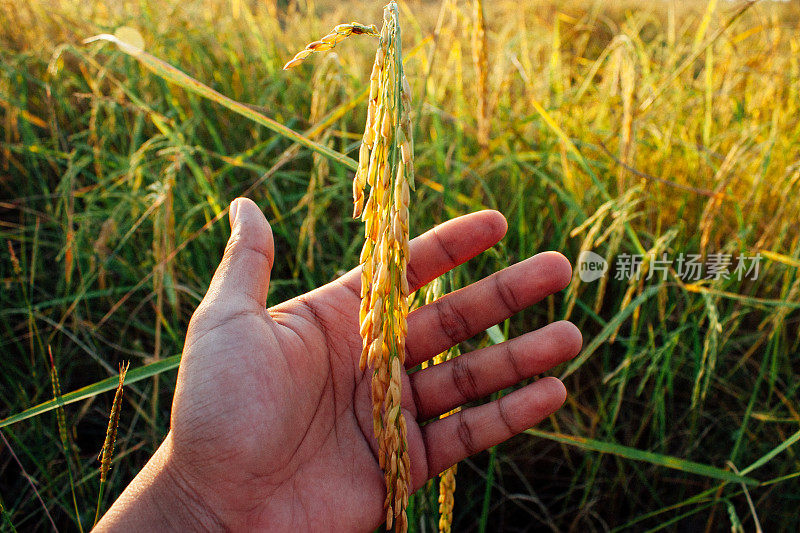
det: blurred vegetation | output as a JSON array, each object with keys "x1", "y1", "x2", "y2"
[{"x1": 1, "y1": 0, "x2": 799, "y2": 530}]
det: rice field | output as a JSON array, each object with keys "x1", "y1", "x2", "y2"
[{"x1": 1, "y1": 0, "x2": 799, "y2": 530}]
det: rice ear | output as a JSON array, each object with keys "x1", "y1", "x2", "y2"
[
  {"x1": 355, "y1": 3, "x2": 413, "y2": 531},
  {"x1": 283, "y1": 22, "x2": 378, "y2": 69}
]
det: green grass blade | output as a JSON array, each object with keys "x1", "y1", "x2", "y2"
[
  {"x1": 478, "y1": 444, "x2": 497, "y2": 533},
  {"x1": 741, "y1": 427, "x2": 800, "y2": 475},
  {"x1": 683, "y1": 283, "x2": 800, "y2": 309},
  {"x1": 0, "y1": 495, "x2": 18, "y2": 533},
  {"x1": 560, "y1": 285, "x2": 660, "y2": 379},
  {"x1": 0, "y1": 355, "x2": 180, "y2": 429},
  {"x1": 479, "y1": 324, "x2": 506, "y2": 532},
  {"x1": 83, "y1": 34, "x2": 358, "y2": 172},
  {"x1": 641, "y1": 501, "x2": 718, "y2": 533},
  {"x1": 526, "y1": 429, "x2": 758, "y2": 486}
]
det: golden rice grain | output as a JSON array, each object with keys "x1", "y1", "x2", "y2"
[
  {"x1": 283, "y1": 23, "x2": 378, "y2": 70},
  {"x1": 355, "y1": 3, "x2": 413, "y2": 531},
  {"x1": 282, "y1": 4, "x2": 412, "y2": 530}
]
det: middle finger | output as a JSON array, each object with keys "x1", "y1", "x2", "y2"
[
  {"x1": 410, "y1": 321, "x2": 581, "y2": 420},
  {"x1": 404, "y1": 251, "x2": 572, "y2": 368}
]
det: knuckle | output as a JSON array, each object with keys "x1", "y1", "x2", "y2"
[
  {"x1": 455, "y1": 411, "x2": 478, "y2": 457},
  {"x1": 405, "y1": 262, "x2": 422, "y2": 293},
  {"x1": 451, "y1": 356, "x2": 480, "y2": 403},
  {"x1": 433, "y1": 226, "x2": 459, "y2": 268},
  {"x1": 225, "y1": 231, "x2": 273, "y2": 268},
  {"x1": 503, "y1": 342, "x2": 525, "y2": 382},
  {"x1": 435, "y1": 298, "x2": 470, "y2": 346},
  {"x1": 493, "y1": 272, "x2": 522, "y2": 313},
  {"x1": 497, "y1": 399, "x2": 517, "y2": 436}
]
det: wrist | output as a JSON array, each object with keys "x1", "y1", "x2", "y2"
[{"x1": 95, "y1": 432, "x2": 225, "y2": 532}]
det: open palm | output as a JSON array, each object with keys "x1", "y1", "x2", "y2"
[{"x1": 99, "y1": 198, "x2": 581, "y2": 532}]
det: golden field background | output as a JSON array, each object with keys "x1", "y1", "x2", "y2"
[{"x1": 2, "y1": 0, "x2": 799, "y2": 530}]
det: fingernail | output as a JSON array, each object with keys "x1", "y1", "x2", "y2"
[{"x1": 229, "y1": 199, "x2": 240, "y2": 230}]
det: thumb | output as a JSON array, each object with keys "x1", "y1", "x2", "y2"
[{"x1": 205, "y1": 197, "x2": 274, "y2": 309}]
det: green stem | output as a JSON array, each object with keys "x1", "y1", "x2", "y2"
[
  {"x1": 478, "y1": 439, "x2": 498, "y2": 533},
  {"x1": 93, "y1": 480, "x2": 105, "y2": 526}
]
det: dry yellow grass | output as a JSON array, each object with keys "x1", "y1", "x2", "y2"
[{"x1": 472, "y1": 0, "x2": 489, "y2": 149}]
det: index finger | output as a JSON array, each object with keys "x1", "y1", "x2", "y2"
[
  {"x1": 404, "y1": 251, "x2": 572, "y2": 367},
  {"x1": 338, "y1": 209, "x2": 508, "y2": 295}
]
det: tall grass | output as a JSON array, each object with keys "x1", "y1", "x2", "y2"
[{"x1": 1, "y1": 0, "x2": 799, "y2": 530}]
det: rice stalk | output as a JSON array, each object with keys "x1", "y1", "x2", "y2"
[
  {"x1": 151, "y1": 159, "x2": 178, "y2": 435},
  {"x1": 353, "y1": 3, "x2": 413, "y2": 530},
  {"x1": 693, "y1": 0, "x2": 719, "y2": 54},
  {"x1": 437, "y1": 464, "x2": 457, "y2": 533},
  {"x1": 472, "y1": 0, "x2": 489, "y2": 149},
  {"x1": 698, "y1": 143, "x2": 744, "y2": 258},
  {"x1": 271, "y1": 2, "x2": 417, "y2": 529},
  {"x1": 0, "y1": 496, "x2": 18, "y2": 533},
  {"x1": 549, "y1": 13, "x2": 563, "y2": 101},
  {"x1": 417, "y1": 0, "x2": 457, "y2": 122},
  {"x1": 7, "y1": 240, "x2": 21, "y2": 276},
  {"x1": 93, "y1": 361, "x2": 130, "y2": 526},
  {"x1": 423, "y1": 278, "x2": 460, "y2": 533},
  {"x1": 297, "y1": 55, "x2": 341, "y2": 271},
  {"x1": 564, "y1": 187, "x2": 643, "y2": 319},
  {"x1": 593, "y1": 224, "x2": 625, "y2": 314},
  {"x1": 564, "y1": 202, "x2": 612, "y2": 320},
  {"x1": 703, "y1": 45, "x2": 714, "y2": 147},
  {"x1": 617, "y1": 38, "x2": 636, "y2": 193},
  {"x1": 90, "y1": 218, "x2": 117, "y2": 290},
  {"x1": 690, "y1": 292, "x2": 721, "y2": 409},
  {"x1": 1, "y1": 92, "x2": 16, "y2": 172}
]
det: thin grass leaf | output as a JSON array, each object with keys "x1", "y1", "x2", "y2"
[
  {"x1": 83, "y1": 34, "x2": 358, "y2": 172},
  {"x1": 560, "y1": 285, "x2": 660, "y2": 379},
  {"x1": 759, "y1": 249, "x2": 800, "y2": 269},
  {"x1": 0, "y1": 495, "x2": 19, "y2": 533},
  {"x1": 638, "y1": 1, "x2": 756, "y2": 112},
  {"x1": 0, "y1": 431, "x2": 58, "y2": 530},
  {"x1": 741, "y1": 427, "x2": 800, "y2": 475},
  {"x1": 526, "y1": 429, "x2": 758, "y2": 486},
  {"x1": 682, "y1": 283, "x2": 800, "y2": 309},
  {"x1": 640, "y1": 501, "x2": 718, "y2": 533},
  {"x1": 525, "y1": 94, "x2": 646, "y2": 254},
  {"x1": 0, "y1": 355, "x2": 180, "y2": 429},
  {"x1": 479, "y1": 323, "x2": 505, "y2": 533}
]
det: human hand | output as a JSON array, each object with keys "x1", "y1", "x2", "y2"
[{"x1": 96, "y1": 198, "x2": 581, "y2": 531}]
